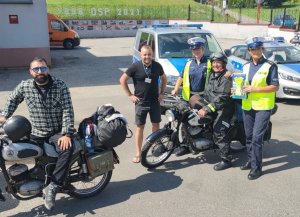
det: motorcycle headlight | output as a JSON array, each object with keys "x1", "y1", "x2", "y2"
[
  {"x1": 165, "y1": 109, "x2": 176, "y2": 122},
  {"x1": 279, "y1": 72, "x2": 300, "y2": 82}
]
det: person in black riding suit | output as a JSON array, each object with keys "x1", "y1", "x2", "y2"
[{"x1": 191, "y1": 52, "x2": 235, "y2": 171}]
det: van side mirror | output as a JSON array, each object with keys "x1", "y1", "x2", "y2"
[
  {"x1": 63, "y1": 26, "x2": 68, "y2": 32},
  {"x1": 224, "y1": 49, "x2": 231, "y2": 57}
]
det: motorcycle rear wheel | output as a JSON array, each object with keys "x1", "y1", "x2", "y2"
[
  {"x1": 141, "y1": 133, "x2": 174, "y2": 169},
  {"x1": 68, "y1": 158, "x2": 112, "y2": 198}
]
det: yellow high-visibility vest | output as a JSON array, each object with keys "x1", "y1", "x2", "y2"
[
  {"x1": 242, "y1": 62, "x2": 276, "y2": 111},
  {"x1": 182, "y1": 60, "x2": 211, "y2": 101}
]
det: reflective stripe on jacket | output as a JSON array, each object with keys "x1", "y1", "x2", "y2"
[{"x1": 242, "y1": 62, "x2": 275, "y2": 111}]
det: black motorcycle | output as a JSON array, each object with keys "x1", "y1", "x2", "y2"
[
  {"x1": 141, "y1": 95, "x2": 274, "y2": 169},
  {"x1": 0, "y1": 116, "x2": 118, "y2": 202}
]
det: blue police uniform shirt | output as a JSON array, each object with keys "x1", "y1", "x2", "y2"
[
  {"x1": 180, "y1": 56, "x2": 208, "y2": 92},
  {"x1": 248, "y1": 57, "x2": 279, "y2": 86}
]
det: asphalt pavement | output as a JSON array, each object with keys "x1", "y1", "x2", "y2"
[{"x1": 0, "y1": 37, "x2": 300, "y2": 217}]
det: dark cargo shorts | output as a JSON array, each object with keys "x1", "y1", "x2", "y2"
[{"x1": 135, "y1": 101, "x2": 161, "y2": 126}]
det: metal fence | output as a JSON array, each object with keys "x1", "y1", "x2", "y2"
[{"x1": 48, "y1": 4, "x2": 300, "y2": 31}]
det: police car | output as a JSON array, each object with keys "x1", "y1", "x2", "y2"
[
  {"x1": 132, "y1": 24, "x2": 223, "y2": 92},
  {"x1": 226, "y1": 37, "x2": 300, "y2": 99}
]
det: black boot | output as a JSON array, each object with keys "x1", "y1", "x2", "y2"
[
  {"x1": 240, "y1": 161, "x2": 251, "y2": 170},
  {"x1": 248, "y1": 167, "x2": 262, "y2": 180},
  {"x1": 213, "y1": 159, "x2": 232, "y2": 171}
]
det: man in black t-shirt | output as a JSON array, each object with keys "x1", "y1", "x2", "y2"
[{"x1": 120, "y1": 45, "x2": 167, "y2": 163}]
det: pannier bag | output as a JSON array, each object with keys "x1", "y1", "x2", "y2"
[
  {"x1": 96, "y1": 104, "x2": 132, "y2": 149},
  {"x1": 78, "y1": 104, "x2": 132, "y2": 152},
  {"x1": 86, "y1": 150, "x2": 114, "y2": 178}
]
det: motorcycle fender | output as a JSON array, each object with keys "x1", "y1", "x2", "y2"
[{"x1": 145, "y1": 128, "x2": 173, "y2": 144}]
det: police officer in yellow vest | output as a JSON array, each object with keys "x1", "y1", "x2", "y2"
[
  {"x1": 171, "y1": 37, "x2": 210, "y2": 101},
  {"x1": 239, "y1": 38, "x2": 279, "y2": 180},
  {"x1": 171, "y1": 37, "x2": 210, "y2": 156}
]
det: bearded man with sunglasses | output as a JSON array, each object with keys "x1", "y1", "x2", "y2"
[{"x1": 0, "y1": 57, "x2": 75, "y2": 210}]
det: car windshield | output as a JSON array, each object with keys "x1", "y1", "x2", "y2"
[
  {"x1": 263, "y1": 46, "x2": 300, "y2": 64},
  {"x1": 158, "y1": 33, "x2": 222, "y2": 58}
]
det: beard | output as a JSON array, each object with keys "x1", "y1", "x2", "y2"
[{"x1": 34, "y1": 74, "x2": 49, "y2": 85}]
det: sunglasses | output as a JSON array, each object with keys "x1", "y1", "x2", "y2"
[{"x1": 31, "y1": 66, "x2": 47, "y2": 73}]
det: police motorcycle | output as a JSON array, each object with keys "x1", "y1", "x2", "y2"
[
  {"x1": 141, "y1": 95, "x2": 276, "y2": 169},
  {"x1": 0, "y1": 115, "x2": 120, "y2": 202}
]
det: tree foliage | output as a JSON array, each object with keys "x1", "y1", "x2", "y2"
[
  {"x1": 263, "y1": 0, "x2": 285, "y2": 7},
  {"x1": 227, "y1": 0, "x2": 285, "y2": 8}
]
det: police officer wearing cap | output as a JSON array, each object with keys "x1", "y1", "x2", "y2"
[
  {"x1": 171, "y1": 37, "x2": 211, "y2": 156},
  {"x1": 239, "y1": 38, "x2": 279, "y2": 180}
]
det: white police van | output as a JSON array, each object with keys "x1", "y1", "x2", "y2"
[
  {"x1": 226, "y1": 37, "x2": 300, "y2": 99},
  {"x1": 132, "y1": 24, "x2": 223, "y2": 92}
]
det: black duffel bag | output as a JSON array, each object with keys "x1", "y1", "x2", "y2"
[{"x1": 96, "y1": 104, "x2": 132, "y2": 149}]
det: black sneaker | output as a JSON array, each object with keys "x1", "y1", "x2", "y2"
[
  {"x1": 43, "y1": 182, "x2": 58, "y2": 210},
  {"x1": 175, "y1": 146, "x2": 190, "y2": 157}
]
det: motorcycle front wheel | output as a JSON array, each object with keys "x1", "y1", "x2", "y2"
[
  {"x1": 141, "y1": 133, "x2": 174, "y2": 169},
  {"x1": 68, "y1": 158, "x2": 112, "y2": 199}
]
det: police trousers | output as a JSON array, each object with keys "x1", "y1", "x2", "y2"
[{"x1": 243, "y1": 109, "x2": 271, "y2": 169}]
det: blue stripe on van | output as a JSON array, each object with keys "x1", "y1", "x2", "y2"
[
  {"x1": 168, "y1": 58, "x2": 189, "y2": 73},
  {"x1": 132, "y1": 56, "x2": 139, "y2": 64}
]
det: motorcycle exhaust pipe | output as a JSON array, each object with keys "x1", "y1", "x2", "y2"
[{"x1": 0, "y1": 188, "x2": 5, "y2": 201}]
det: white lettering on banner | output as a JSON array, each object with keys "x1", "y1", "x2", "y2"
[
  {"x1": 117, "y1": 8, "x2": 140, "y2": 16},
  {"x1": 64, "y1": 8, "x2": 70, "y2": 15},
  {"x1": 56, "y1": 8, "x2": 62, "y2": 14},
  {"x1": 71, "y1": 8, "x2": 77, "y2": 15},
  {"x1": 58, "y1": 7, "x2": 141, "y2": 17},
  {"x1": 60, "y1": 8, "x2": 84, "y2": 16},
  {"x1": 78, "y1": 8, "x2": 84, "y2": 15},
  {"x1": 91, "y1": 8, "x2": 110, "y2": 16},
  {"x1": 88, "y1": 8, "x2": 141, "y2": 17}
]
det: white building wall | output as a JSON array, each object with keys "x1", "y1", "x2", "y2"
[{"x1": 0, "y1": 0, "x2": 50, "y2": 67}]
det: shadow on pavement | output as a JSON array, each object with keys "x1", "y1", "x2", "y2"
[
  {"x1": 7, "y1": 170, "x2": 182, "y2": 217},
  {"x1": 2, "y1": 139, "x2": 300, "y2": 216},
  {"x1": 146, "y1": 137, "x2": 300, "y2": 175},
  {"x1": 263, "y1": 139, "x2": 300, "y2": 175},
  {"x1": 0, "y1": 175, "x2": 20, "y2": 212}
]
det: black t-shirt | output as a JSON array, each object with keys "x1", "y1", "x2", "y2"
[{"x1": 126, "y1": 60, "x2": 164, "y2": 103}]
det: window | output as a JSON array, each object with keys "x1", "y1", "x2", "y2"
[
  {"x1": 232, "y1": 46, "x2": 247, "y2": 59},
  {"x1": 148, "y1": 34, "x2": 155, "y2": 54},
  {"x1": 157, "y1": 33, "x2": 222, "y2": 58},
  {"x1": 51, "y1": 20, "x2": 63, "y2": 31},
  {"x1": 138, "y1": 32, "x2": 149, "y2": 51}
]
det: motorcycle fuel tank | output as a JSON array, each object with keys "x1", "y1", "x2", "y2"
[{"x1": 2, "y1": 142, "x2": 43, "y2": 161}]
